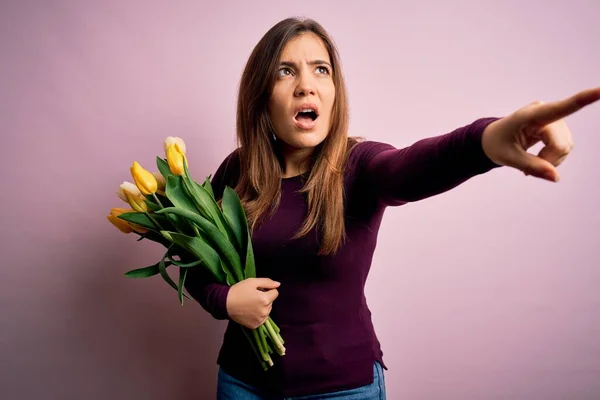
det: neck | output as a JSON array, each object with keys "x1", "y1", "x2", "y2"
[{"x1": 279, "y1": 145, "x2": 314, "y2": 178}]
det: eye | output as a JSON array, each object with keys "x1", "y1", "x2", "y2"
[
  {"x1": 278, "y1": 67, "x2": 293, "y2": 77},
  {"x1": 316, "y1": 66, "x2": 330, "y2": 75}
]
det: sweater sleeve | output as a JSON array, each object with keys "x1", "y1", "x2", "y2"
[
  {"x1": 354, "y1": 117, "x2": 502, "y2": 206},
  {"x1": 183, "y1": 149, "x2": 241, "y2": 320}
]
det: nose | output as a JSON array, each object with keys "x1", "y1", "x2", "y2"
[{"x1": 294, "y1": 71, "x2": 316, "y2": 97}]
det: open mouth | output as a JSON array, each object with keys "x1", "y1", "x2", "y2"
[{"x1": 294, "y1": 109, "x2": 319, "y2": 122}]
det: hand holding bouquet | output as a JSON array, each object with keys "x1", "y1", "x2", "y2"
[{"x1": 106, "y1": 137, "x2": 285, "y2": 370}]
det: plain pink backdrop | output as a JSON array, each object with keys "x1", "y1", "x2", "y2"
[{"x1": 1, "y1": 1, "x2": 599, "y2": 399}]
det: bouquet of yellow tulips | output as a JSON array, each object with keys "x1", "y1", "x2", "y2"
[{"x1": 106, "y1": 137, "x2": 285, "y2": 370}]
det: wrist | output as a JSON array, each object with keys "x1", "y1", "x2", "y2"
[{"x1": 481, "y1": 118, "x2": 504, "y2": 166}]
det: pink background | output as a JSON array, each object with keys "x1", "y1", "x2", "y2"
[{"x1": 2, "y1": 1, "x2": 599, "y2": 399}]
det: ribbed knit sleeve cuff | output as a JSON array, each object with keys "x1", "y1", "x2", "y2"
[
  {"x1": 466, "y1": 116, "x2": 503, "y2": 173},
  {"x1": 209, "y1": 284, "x2": 231, "y2": 320}
]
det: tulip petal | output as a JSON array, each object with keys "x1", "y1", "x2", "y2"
[
  {"x1": 124, "y1": 191, "x2": 148, "y2": 212},
  {"x1": 107, "y1": 214, "x2": 133, "y2": 233},
  {"x1": 152, "y1": 171, "x2": 166, "y2": 191},
  {"x1": 163, "y1": 136, "x2": 187, "y2": 155},
  {"x1": 166, "y1": 144, "x2": 186, "y2": 176},
  {"x1": 116, "y1": 188, "x2": 128, "y2": 203},
  {"x1": 120, "y1": 181, "x2": 141, "y2": 196},
  {"x1": 131, "y1": 161, "x2": 158, "y2": 195}
]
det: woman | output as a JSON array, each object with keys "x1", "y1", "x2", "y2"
[{"x1": 184, "y1": 17, "x2": 599, "y2": 399}]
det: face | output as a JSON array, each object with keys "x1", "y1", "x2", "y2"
[{"x1": 268, "y1": 32, "x2": 335, "y2": 153}]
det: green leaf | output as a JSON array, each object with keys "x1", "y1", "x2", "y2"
[
  {"x1": 124, "y1": 263, "x2": 163, "y2": 278},
  {"x1": 222, "y1": 260, "x2": 236, "y2": 286},
  {"x1": 118, "y1": 212, "x2": 169, "y2": 230},
  {"x1": 162, "y1": 230, "x2": 228, "y2": 283},
  {"x1": 178, "y1": 268, "x2": 188, "y2": 305},
  {"x1": 181, "y1": 162, "x2": 234, "y2": 242},
  {"x1": 202, "y1": 175, "x2": 215, "y2": 200},
  {"x1": 157, "y1": 246, "x2": 191, "y2": 300},
  {"x1": 144, "y1": 196, "x2": 162, "y2": 212},
  {"x1": 165, "y1": 213, "x2": 197, "y2": 237},
  {"x1": 245, "y1": 230, "x2": 256, "y2": 279},
  {"x1": 165, "y1": 175, "x2": 197, "y2": 214},
  {"x1": 135, "y1": 230, "x2": 149, "y2": 242},
  {"x1": 139, "y1": 230, "x2": 173, "y2": 247},
  {"x1": 221, "y1": 186, "x2": 255, "y2": 279},
  {"x1": 158, "y1": 248, "x2": 177, "y2": 289},
  {"x1": 166, "y1": 252, "x2": 203, "y2": 267},
  {"x1": 221, "y1": 186, "x2": 246, "y2": 252},
  {"x1": 156, "y1": 157, "x2": 173, "y2": 180},
  {"x1": 157, "y1": 207, "x2": 243, "y2": 282}
]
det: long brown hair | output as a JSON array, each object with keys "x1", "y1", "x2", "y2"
[{"x1": 235, "y1": 17, "x2": 357, "y2": 255}]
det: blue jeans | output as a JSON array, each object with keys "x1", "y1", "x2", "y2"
[{"x1": 216, "y1": 361, "x2": 386, "y2": 400}]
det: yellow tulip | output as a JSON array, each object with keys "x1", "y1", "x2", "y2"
[
  {"x1": 129, "y1": 222, "x2": 149, "y2": 234},
  {"x1": 117, "y1": 181, "x2": 148, "y2": 212},
  {"x1": 163, "y1": 136, "x2": 186, "y2": 155},
  {"x1": 166, "y1": 142, "x2": 187, "y2": 176},
  {"x1": 130, "y1": 161, "x2": 158, "y2": 195},
  {"x1": 116, "y1": 181, "x2": 139, "y2": 202},
  {"x1": 107, "y1": 208, "x2": 148, "y2": 234},
  {"x1": 153, "y1": 171, "x2": 166, "y2": 193},
  {"x1": 107, "y1": 208, "x2": 134, "y2": 234},
  {"x1": 126, "y1": 192, "x2": 148, "y2": 212}
]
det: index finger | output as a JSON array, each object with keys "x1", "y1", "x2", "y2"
[
  {"x1": 263, "y1": 289, "x2": 279, "y2": 303},
  {"x1": 532, "y1": 86, "x2": 600, "y2": 126}
]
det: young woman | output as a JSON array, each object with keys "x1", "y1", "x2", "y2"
[{"x1": 184, "y1": 17, "x2": 599, "y2": 400}]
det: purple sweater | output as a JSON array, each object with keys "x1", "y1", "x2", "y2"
[{"x1": 185, "y1": 117, "x2": 501, "y2": 397}]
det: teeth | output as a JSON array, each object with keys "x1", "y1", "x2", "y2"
[{"x1": 299, "y1": 109, "x2": 315, "y2": 113}]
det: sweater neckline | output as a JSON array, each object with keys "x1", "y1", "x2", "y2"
[{"x1": 281, "y1": 171, "x2": 309, "y2": 181}]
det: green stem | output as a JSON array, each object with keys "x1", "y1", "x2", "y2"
[
  {"x1": 265, "y1": 318, "x2": 285, "y2": 355},
  {"x1": 152, "y1": 193, "x2": 164, "y2": 208},
  {"x1": 252, "y1": 327, "x2": 270, "y2": 363},
  {"x1": 258, "y1": 325, "x2": 271, "y2": 354},
  {"x1": 268, "y1": 317, "x2": 281, "y2": 334},
  {"x1": 241, "y1": 326, "x2": 268, "y2": 371},
  {"x1": 144, "y1": 211, "x2": 163, "y2": 230}
]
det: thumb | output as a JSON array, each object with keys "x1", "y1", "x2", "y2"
[
  {"x1": 252, "y1": 278, "x2": 281, "y2": 290},
  {"x1": 515, "y1": 150, "x2": 559, "y2": 182}
]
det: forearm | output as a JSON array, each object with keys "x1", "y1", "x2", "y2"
[
  {"x1": 366, "y1": 117, "x2": 502, "y2": 205},
  {"x1": 184, "y1": 267, "x2": 231, "y2": 320}
]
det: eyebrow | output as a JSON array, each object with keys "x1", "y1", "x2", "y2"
[{"x1": 279, "y1": 59, "x2": 333, "y2": 69}]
